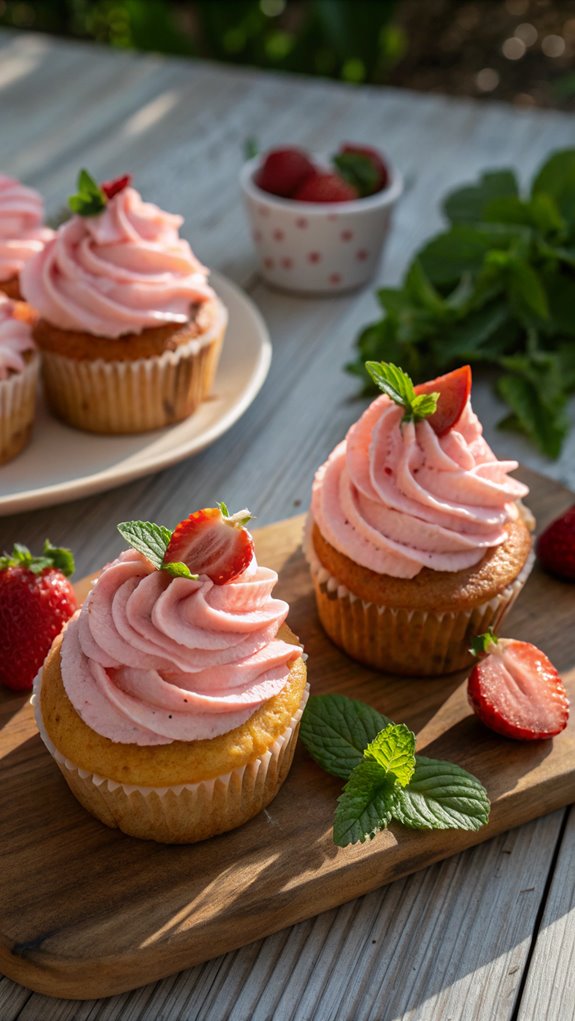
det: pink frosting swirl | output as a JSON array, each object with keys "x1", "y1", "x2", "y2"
[
  {"x1": 20, "y1": 186, "x2": 215, "y2": 338},
  {"x1": 0, "y1": 295, "x2": 35, "y2": 380},
  {"x1": 312, "y1": 395, "x2": 528, "y2": 579},
  {"x1": 0, "y1": 175, "x2": 53, "y2": 282},
  {"x1": 60, "y1": 550, "x2": 301, "y2": 746}
]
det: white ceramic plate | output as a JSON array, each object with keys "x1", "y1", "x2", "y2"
[{"x1": 0, "y1": 273, "x2": 271, "y2": 516}]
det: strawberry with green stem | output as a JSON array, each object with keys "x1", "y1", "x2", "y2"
[{"x1": 0, "y1": 541, "x2": 77, "y2": 692}]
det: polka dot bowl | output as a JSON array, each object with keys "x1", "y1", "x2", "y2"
[{"x1": 240, "y1": 153, "x2": 403, "y2": 295}]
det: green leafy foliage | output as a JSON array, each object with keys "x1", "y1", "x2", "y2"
[
  {"x1": 348, "y1": 148, "x2": 575, "y2": 458},
  {"x1": 333, "y1": 152, "x2": 379, "y2": 197},
  {"x1": 68, "y1": 169, "x2": 107, "y2": 217},
  {"x1": 301, "y1": 695, "x2": 490, "y2": 847}
]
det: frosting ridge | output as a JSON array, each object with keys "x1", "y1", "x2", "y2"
[
  {"x1": 312, "y1": 394, "x2": 528, "y2": 578},
  {"x1": 0, "y1": 296, "x2": 36, "y2": 379},
  {"x1": 61, "y1": 550, "x2": 301, "y2": 745},
  {"x1": 0, "y1": 175, "x2": 53, "y2": 283},
  {"x1": 20, "y1": 186, "x2": 214, "y2": 338}
]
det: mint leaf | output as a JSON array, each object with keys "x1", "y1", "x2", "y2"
[
  {"x1": 117, "y1": 520, "x2": 172, "y2": 569},
  {"x1": 393, "y1": 756, "x2": 490, "y2": 831},
  {"x1": 300, "y1": 694, "x2": 391, "y2": 780},
  {"x1": 532, "y1": 149, "x2": 575, "y2": 222},
  {"x1": 443, "y1": 170, "x2": 519, "y2": 225},
  {"x1": 366, "y1": 361, "x2": 439, "y2": 424},
  {"x1": 162, "y1": 561, "x2": 198, "y2": 580},
  {"x1": 332, "y1": 152, "x2": 379, "y2": 197},
  {"x1": 508, "y1": 257, "x2": 549, "y2": 324},
  {"x1": 364, "y1": 723, "x2": 415, "y2": 787},
  {"x1": 333, "y1": 760, "x2": 399, "y2": 846},
  {"x1": 68, "y1": 169, "x2": 107, "y2": 217}
]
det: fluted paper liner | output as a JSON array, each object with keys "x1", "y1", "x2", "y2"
[
  {"x1": 40, "y1": 303, "x2": 227, "y2": 434},
  {"x1": 33, "y1": 681, "x2": 309, "y2": 844},
  {"x1": 305, "y1": 519, "x2": 534, "y2": 676},
  {"x1": 0, "y1": 353, "x2": 39, "y2": 463}
]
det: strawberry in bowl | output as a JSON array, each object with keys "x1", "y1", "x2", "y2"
[{"x1": 240, "y1": 142, "x2": 403, "y2": 294}]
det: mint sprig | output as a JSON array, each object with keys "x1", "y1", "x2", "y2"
[
  {"x1": 347, "y1": 148, "x2": 575, "y2": 458},
  {"x1": 68, "y1": 169, "x2": 107, "y2": 217},
  {"x1": 301, "y1": 694, "x2": 490, "y2": 847},
  {"x1": 333, "y1": 151, "x2": 379, "y2": 198},
  {"x1": 365, "y1": 361, "x2": 439, "y2": 424},
  {"x1": 0, "y1": 539, "x2": 75, "y2": 577},
  {"x1": 117, "y1": 520, "x2": 198, "y2": 580}
]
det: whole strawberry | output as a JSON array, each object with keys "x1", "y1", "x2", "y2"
[
  {"x1": 292, "y1": 171, "x2": 358, "y2": 203},
  {"x1": 0, "y1": 541, "x2": 77, "y2": 692},
  {"x1": 255, "y1": 147, "x2": 316, "y2": 198},
  {"x1": 536, "y1": 504, "x2": 575, "y2": 581},
  {"x1": 467, "y1": 629, "x2": 569, "y2": 741}
]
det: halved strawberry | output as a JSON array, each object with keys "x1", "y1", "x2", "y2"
[
  {"x1": 101, "y1": 174, "x2": 132, "y2": 200},
  {"x1": 414, "y1": 365, "x2": 472, "y2": 436},
  {"x1": 163, "y1": 504, "x2": 254, "y2": 585},
  {"x1": 536, "y1": 504, "x2": 575, "y2": 582},
  {"x1": 467, "y1": 630, "x2": 570, "y2": 741}
]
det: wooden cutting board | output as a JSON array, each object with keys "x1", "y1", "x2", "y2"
[{"x1": 1, "y1": 467, "x2": 574, "y2": 1000}]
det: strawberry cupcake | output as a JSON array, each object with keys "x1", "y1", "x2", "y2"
[
  {"x1": 0, "y1": 296, "x2": 39, "y2": 464},
  {"x1": 20, "y1": 171, "x2": 227, "y2": 434},
  {"x1": 35, "y1": 504, "x2": 308, "y2": 843},
  {"x1": 306, "y1": 362, "x2": 534, "y2": 676},
  {"x1": 0, "y1": 175, "x2": 54, "y2": 299}
]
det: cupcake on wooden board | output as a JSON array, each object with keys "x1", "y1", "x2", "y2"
[
  {"x1": 306, "y1": 362, "x2": 534, "y2": 677},
  {"x1": 0, "y1": 296, "x2": 39, "y2": 464},
  {"x1": 0, "y1": 175, "x2": 54, "y2": 299},
  {"x1": 20, "y1": 170, "x2": 227, "y2": 434},
  {"x1": 35, "y1": 504, "x2": 308, "y2": 843}
]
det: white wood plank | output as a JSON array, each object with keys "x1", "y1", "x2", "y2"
[{"x1": 517, "y1": 807, "x2": 575, "y2": 1021}]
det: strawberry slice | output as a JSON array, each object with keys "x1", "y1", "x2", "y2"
[
  {"x1": 101, "y1": 174, "x2": 132, "y2": 200},
  {"x1": 414, "y1": 365, "x2": 472, "y2": 436},
  {"x1": 467, "y1": 631, "x2": 570, "y2": 741},
  {"x1": 536, "y1": 504, "x2": 575, "y2": 581},
  {"x1": 163, "y1": 505, "x2": 254, "y2": 585}
]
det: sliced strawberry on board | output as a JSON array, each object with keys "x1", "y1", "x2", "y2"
[
  {"x1": 255, "y1": 148, "x2": 316, "y2": 198},
  {"x1": 467, "y1": 630, "x2": 570, "y2": 741},
  {"x1": 414, "y1": 364, "x2": 472, "y2": 436},
  {"x1": 163, "y1": 504, "x2": 254, "y2": 585},
  {"x1": 292, "y1": 171, "x2": 358, "y2": 203},
  {"x1": 536, "y1": 504, "x2": 575, "y2": 582}
]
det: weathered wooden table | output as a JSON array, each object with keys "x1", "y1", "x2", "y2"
[{"x1": 0, "y1": 29, "x2": 574, "y2": 1021}]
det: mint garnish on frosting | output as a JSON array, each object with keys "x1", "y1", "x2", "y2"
[
  {"x1": 117, "y1": 519, "x2": 199, "y2": 580},
  {"x1": 300, "y1": 694, "x2": 490, "y2": 846},
  {"x1": 365, "y1": 361, "x2": 439, "y2": 425},
  {"x1": 68, "y1": 170, "x2": 107, "y2": 218}
]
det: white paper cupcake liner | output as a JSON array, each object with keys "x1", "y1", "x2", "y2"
[
  {"x1": 0, "y1": 353, "x2": 39, "y2": 463},
  {"x1": 304, "y1": 515, "x2": 535, "y2": 676},
  {"x1": 40, "y1": 299, "x2": 227, "y2": 434},
  {"x1": 33, "y1": 678, "x2": 309, "y2": 844}
]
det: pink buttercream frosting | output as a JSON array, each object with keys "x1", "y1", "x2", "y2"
[
  {"x1": 311, "y1": 394, "x2": 529, "y2": 579},
  {"x1": 0, "y1": 295, "x2": 36, "y2": 380},
  {"x1": 60, "y1": 549, "x2": 302, "y2": 746},
  {"x1": 0, "y1": 175, "x2": 53, "y2": 283},
  {"x1": 20, "y1": 185, "x2": 215, "y2": 338}
]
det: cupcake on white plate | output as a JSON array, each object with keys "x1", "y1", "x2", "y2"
[
  {"x1": 0, "y1": 175, "x2": 54, "y2": 299},
  {"x1": 21, "y1": 170, "x2": 227, "y2": 434},
  {"x1": 0, "y1": 296, "x2": 39, "y2": 464}
]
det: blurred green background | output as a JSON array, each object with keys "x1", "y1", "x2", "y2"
[{"x1": 1, "y1": 0, "x2": 574, "y2": 108}]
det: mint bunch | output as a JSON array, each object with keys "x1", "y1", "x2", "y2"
[
  {"x1": 117, "y1": 520, "x2": 198, "y2": 580},
  {"x1": 347, "y1": 148, "x2": 575, "y2": 458},
  {"x1": 300, "y1": 694, "x2": 490, "y2": 846},
  {"x1": 366, "y1": 361, "x2": 438, "y2": 423}
]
